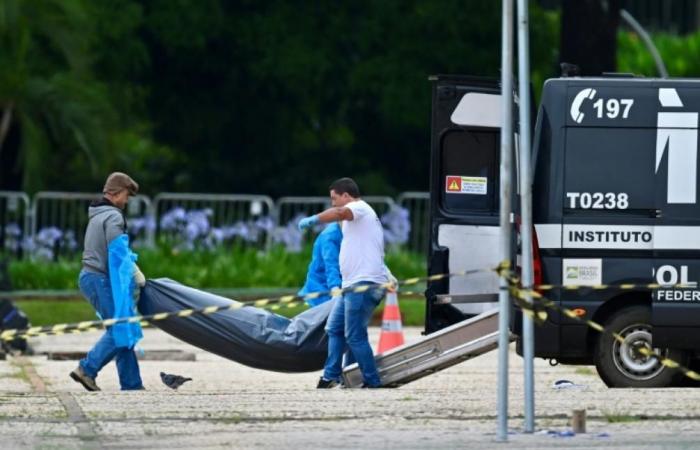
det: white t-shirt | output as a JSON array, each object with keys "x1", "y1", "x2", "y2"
[{"x1": 339, "y1": 200, "x2": 387, "y2": 287}]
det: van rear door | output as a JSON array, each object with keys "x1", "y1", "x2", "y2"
[{"x1": 425, "y1": 75, "x2": 509, "y2": 333}]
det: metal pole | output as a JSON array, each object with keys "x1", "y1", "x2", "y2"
[
  {"x1": 517, "y1": 0, "x2": 535, "y2": 434},
  {"x1": 497, "y1": 0, "x2": 514, "y2": 442},
  {"x1": 620, "y1": 9, "x2": 669, "y2": 78}
]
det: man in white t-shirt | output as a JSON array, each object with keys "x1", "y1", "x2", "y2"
[{"x1": 298, "y1": 177, "x2": 387, "y2": 388}]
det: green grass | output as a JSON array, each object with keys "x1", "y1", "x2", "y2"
[
  {"x1": 16, "y1": 295, "x2": 426, "y2": 328},
  {"x1": 574, "y1": 367, "x2": 596, "y2": 376},
  {"x1": 393, "y1": 298, "x2": 425, "y2": 327},
  {"x1": 7, "y1": 360, "x2": 31, "y2": 384},
  {"x1": 602, "y1": 411, "x2": 641, "y2": 423},
  {"x1": 16, "y1": 300, "x2": 98, "y2": 326}
]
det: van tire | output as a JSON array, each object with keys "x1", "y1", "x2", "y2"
[{"x1": 594, "y1": 305, "x2": 685, "y2": 388}]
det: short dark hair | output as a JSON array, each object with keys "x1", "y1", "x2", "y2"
[{"x1": 329, "y1": 177, "x2": 360, "y2": 198}]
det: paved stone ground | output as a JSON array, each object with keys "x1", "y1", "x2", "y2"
[{"x1": 2, "y1": 327, "x2": 700, "y2": 449}]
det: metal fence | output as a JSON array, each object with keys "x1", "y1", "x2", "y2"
[
  {"x1": 274, "y1": 195, "x2": 400, "y2": 245},
  {"x1": 397, "y1": 192, "x2": 430, "y2": 254},
  {"x1": 275, "y1": 196, "x2": 330, "y2": 227},
  {"x1": 363, "y1": 196, "x2": 397, "y2": 217},
  {"x1": 0, "y1": 191, "x2": 430, "y2": 259},
  {"x1": 275, "y1": 196, "x2": 397, "y2": 225},
  {"x1": 31, "y1": 192, "x2": 154, "y2": 258}
]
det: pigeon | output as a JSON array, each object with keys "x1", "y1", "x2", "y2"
[{"x1": 160, "y1": 372, "x2": 192, "y2": 390}]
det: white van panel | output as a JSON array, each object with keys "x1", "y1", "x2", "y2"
[
  {"x1": 450, "y1": 93, "x2": 501, "y2": 127},
  {"x1": 437, "y1": 224, "x2": 500, "y2": 314},
  {"x1": 536, "y1": 223, "x2": 700, "y2": 250}
]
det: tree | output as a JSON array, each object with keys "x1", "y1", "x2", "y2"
[
  {"x1": 0, "y1": 0, "x2": 560, "y2": 195},
  {"x1": 560, "y1": 0, "x2": 623, "y2": 76},
  {"x1": 0, "y1": 0, "x2": 114, "y2": 192},
  {"x1": 138, "y1": 0, "x2": 559, "y2": 195}
]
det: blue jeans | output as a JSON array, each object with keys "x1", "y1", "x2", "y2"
[
  {"x1": 78, "y1": 270, "x2": 143, "y2": 390},
  {"x1": 323, "y1": 282, "x2": 385, "y2": 387}
]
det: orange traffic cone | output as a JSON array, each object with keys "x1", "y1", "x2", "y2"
[{"x1": 377, "y1": 290, "x2": 405, "y2": 354}]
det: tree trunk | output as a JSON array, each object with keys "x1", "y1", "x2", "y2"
[
  {"x1": 0, "y1": 102, "x2": 14, "y2": 156},
  {"x1": 560, "y1": 0, "x2": 623, "y2": 76},
  {"x1": 0, "y1": 102, "x2": 22, "y2": 190}
]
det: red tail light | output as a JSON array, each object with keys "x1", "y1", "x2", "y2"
[
  {"x1": 515, "y1": 217, "x2": 543, "y2": 289},
  {"x1": 531, "y1": 225, "x2": 543, "y2": 288}
]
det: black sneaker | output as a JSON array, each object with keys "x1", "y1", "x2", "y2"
[
  {"x1": 316, "y1": 377, "x2": 339, "y2": 389},
  {"x1": 360, "y1": 383, "x2": 382, "y2": 389},
  {"x1": 70, "y1": 366, "x2": 101, "y2": 392}
]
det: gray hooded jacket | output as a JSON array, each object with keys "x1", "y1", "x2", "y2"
[{"x1": 82, "y1": 204, "x2": 126, "y2": 274}]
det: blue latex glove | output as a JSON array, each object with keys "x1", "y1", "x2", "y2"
[{"x1": 298, "y1": 215, "x2": 319, "y2": 231}]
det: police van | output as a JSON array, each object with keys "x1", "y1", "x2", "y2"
[{"x1": 426, "y1": 74, "x2": 700, "y2": 388}]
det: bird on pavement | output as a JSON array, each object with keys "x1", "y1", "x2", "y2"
[{"x1": 160, "y1": 372, "x2": 192, "y2": 390}]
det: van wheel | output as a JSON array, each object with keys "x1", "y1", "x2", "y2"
[{"x1": 594, "y1": 305, "x2": 685, "y2": 388}]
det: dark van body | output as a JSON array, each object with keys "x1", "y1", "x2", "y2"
[{"x1": 426, "y1": 75, "x2": 700, "y2": 387}]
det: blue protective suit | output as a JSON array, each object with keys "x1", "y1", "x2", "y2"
[
  {"x1": 108, "y1": 234, "x2": 143, "y2": 348},
  {"x1": 298, "y1": 222, "x2": 342, "y2": 307}
]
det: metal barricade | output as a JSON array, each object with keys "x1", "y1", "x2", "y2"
[
  {"x1": 273, "y1": 196, "x2": 399, "y2": 249},
  {"x1": 6, "y1": 191, "x2": 429, "y2": 258},
  {"x1": 275, "y1": 197, "x2": 330, "y2": 228},
  {"x1": 31, "y1": 192, "x2": 154, "y2": 258},
  {"x1": 0, "y1": 191, "x2": 31, "y2": 259},
  {"x1": 275, "y1": 196, "x2": 397, "y2": 225},
  {"x1": 362, "y1": 196, "x2": 404, "y2": 251},
  {"x1": 274, "y1": 196, "x2": 330, "y2": 248},
  {"x1": 153, "y1": 193, "x2": 275, "y2": 250},
  {"x1": 364, "y1": 196, "x2": 397, "y2": 217},
  {"x1": 397, "y1": 192, "x2": 430, "y2": 254}
]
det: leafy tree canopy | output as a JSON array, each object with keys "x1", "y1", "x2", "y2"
[{"x1": 2, "y1": 1, "x2": 560, "y2": 195}]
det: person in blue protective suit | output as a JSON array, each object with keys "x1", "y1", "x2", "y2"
[
  {"x1": 70, "y1": 172, "x2": 146, "y2": 391},
  {"x1": 298, "y1": 222, "x2": 342, "y2": 307},
  {"x1": 299, "y1": 221, "x2": 364, "y2": 371}
]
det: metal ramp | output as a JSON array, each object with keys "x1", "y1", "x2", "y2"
[{"x1": 342, "y1": 309, "x2": 511, "y2": 388}]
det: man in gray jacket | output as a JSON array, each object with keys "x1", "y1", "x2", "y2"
[{"x1": 70, "y1": 172, "x2": 146, "y2": 391}]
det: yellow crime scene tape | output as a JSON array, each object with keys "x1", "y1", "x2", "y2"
[
  {"x1": 503, "y1": 270, "x2": 700, "y2": 382},
  {"x1": 4, "y1": 260, "x2": 698, "y2": 383},
  {"x1": 0, "y1": 265, "x2": 505, "y2": 343},
  {"x1": 7, "y1": 321, "x2": 153, "y2": 341}
]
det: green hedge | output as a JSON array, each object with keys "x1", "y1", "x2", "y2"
[
  {"x1": 9, "y1": 245, "x2": 428, "y2": 327},
  {"x1": 618, "y1": 29, "x2": 700, "y2": 77},
  {"x1": 9, "y1": 245, "x2": 426, "y2": 290}
]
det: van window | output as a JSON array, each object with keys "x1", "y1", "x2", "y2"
[
  {"x1": 564, "y1": 127, "x2": 656, "y2": 213},
  {"x1": 440, "y1": 129, "x2": 499, "y2": 214}
]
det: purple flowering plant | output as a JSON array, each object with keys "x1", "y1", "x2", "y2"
[
  {"x1": 2, "y1": 203, "x2": 414, "y2": 259},
  {"x1": 158, "y1": 207, "x2": 277, "y2": 251},
  {"x1": 13, "y1": 226, "x2": 79, "y2": 261},
  {"x1": 381, "y1": 206, "x2": 411, "y2": 246}
]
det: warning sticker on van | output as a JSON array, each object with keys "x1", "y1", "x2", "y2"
[{"x1": 445, "y1": 176, "x2": 487, "y2": 195}]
